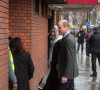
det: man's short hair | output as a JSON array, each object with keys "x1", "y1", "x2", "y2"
[{"x1": 62, "y1": 20, "x2": 69, "y2": 28}]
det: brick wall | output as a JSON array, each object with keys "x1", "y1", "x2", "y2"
[
  {"x1": 0, "y1": 0, "x2": 9, "y2": 90},
  {"x1": 31, "y1": 6, "x2": 48, "y2": 90},
  {"x1": 9, "y1": 0, "x2": 32, "y2": 52},
  {"x1": 9, "y1": 0, "x2": 48, "y2": 90}
]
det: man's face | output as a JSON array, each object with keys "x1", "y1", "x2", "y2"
[{"x1": 58, "y1": 22, "x2": 65, "y2": 35}]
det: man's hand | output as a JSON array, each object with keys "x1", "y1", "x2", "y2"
[
  {"x1": 61, "y1": 77, "x2": 67, "y2": 83},
  {"x1": 12, "y1": 83, "x2": 17, "y2": 90}
]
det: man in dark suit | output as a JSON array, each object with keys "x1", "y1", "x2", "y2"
[
  {"x1": 57, "y1": 20, "x2": 79, "y2": 90},
  {"x1": 89, "y1": 27, "x2": 100, "y2": 77}
]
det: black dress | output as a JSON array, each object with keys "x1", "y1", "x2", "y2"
[
  {"x1": 43, "y1": 39, "x2": 62, "y2": 90},
  {"x1": 13, "y1": 52, "x2": 34, "y2": 90}
]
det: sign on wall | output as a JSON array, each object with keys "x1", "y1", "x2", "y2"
[{"x1": 66, "y1": 0, "x2": 98, "y2": 5}]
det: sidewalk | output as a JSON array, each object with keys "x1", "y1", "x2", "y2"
[
  {"x1": 38, "y1": 43, "x2": 100, "y2": 90},
  {"x1": 75, "y1": 50, "x2": 100, "y2": 90}
]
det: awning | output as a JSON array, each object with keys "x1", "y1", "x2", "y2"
[
  {"x1": 48, "y1": 0, "x2": 98, "y2": 12},
  {"x1": 66, "y1": 0, "x2": 98, "y2": 5},
  {"x1": 48, "y1": 4, "x2": 95, "y2": 12}
]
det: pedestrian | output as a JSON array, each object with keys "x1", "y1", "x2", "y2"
[
  {"x1": 8, "y1": 36, "x2": 18, "y2": 90},
  {"x1": 43, "y1": 39, "x2": 62, "y2": 90},
  {"x1": 42, "y1": 26, "x2": 62, "y2": 90},
  {"x1": 70, "y1": 30, "x2": 76, "y2": 38},
  {"x1": 9, "y1": 37, "x2": 34, "y2": 90},
  {"x1": 48, "y1": 26, "x2": 62, "y2": 63},
  {"x1": 84, "y1": 28, "x2": 92, "y2": 56},
  {"x1": 89, "y1": 27, "x2": 100, "y2": 77},
  {"x1": 76, "y1": 28, "x2": 85, "y2": 53},
  {"x1": 57, "y1": 20, "x2": 79, "y2": 90},
  {"x1": 48, "y1": 27, "x2": 56, "y2": 63}
]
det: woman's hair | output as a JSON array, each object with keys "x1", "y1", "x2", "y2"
[
  {"x1": 9, "y1": 37, "x2": 25, "y2": 56},
  {"x1": 8, "y1": 36, "x2": 13, "y2": 41}
]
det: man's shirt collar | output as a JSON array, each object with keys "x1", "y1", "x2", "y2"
[{"x1": 63, "y1": 31, "x2": 70, "y2": 38}]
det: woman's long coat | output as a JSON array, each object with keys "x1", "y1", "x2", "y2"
[
  {"x1": 43, "y1": 39, "x2": 62, "y2": 90},
  {"x1": 13, "y1": 52, "x2": 34, "y2": 90}
]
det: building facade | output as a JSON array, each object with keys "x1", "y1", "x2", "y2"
[
  {"x1": 0, "y1": 0, "x2": 66, "y2": 89},
  {"x1": 0, "y1": 0, "x2": 52, "y2": 90}
]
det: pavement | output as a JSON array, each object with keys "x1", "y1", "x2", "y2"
[
  {"x1": 75, "y1": 51, "x2": 100, "y2": 90},
  {"x1": 38, "y1": 43, "x2": 100, "y2": 90}
]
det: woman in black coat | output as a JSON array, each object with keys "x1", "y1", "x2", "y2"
[
  {"x1": 9, "y1": 37, "x2": 34, "y2": 90},
  {"x1": 42, "y1": 39, "x2": 62, "y2": 90}
]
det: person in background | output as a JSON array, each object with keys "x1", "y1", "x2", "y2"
[
  {"x1": 77, "y1": 28, "x2": 85, "y2": 53},
  {"x1": 70, "y1": 30, "x2": 76, "y2": 38},
  {"x1": 89, "y1": 27, "x2": 100, "y2": 77},
  {"x1": 8, "y1": 36, "x2": 17, "y2": 90},
  {"x1": 9, "y1": 37, "x2": 34, "y2": 90},
  {"x1": 57, "y1": 20, "x2": 79, "y2": 90},
  {"x1": 84, "y1": 28, "x2": 92, "y2": 56}
]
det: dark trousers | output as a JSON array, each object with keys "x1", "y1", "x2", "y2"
[
  {"x1": 77, "y1": 42, "x2": 84, "y2": 52},
  {"x1": 86, "y1": 41, "x2": 90, "y2": 56},
  {"x1": 58, "y1": 79, "x2": 75, "y2": 90},
  {"x1": 91, "y1": 54, "x2": 100, "y2": 76}
]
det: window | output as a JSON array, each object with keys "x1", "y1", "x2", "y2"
[
  {"x1": 45, "y1": 3, "x2": 48, "y2": 18},
  {"x1": 33, "y1": 0, "x2": 39, "y2": 14},
  {"x1": 33, "y1": 0, "x2": 37, "y2": 11},
  {"x1": 40, "y1": 0, "x2": 44, "y2": 16}
]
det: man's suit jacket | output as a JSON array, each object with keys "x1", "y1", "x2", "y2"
[{"x1": 58, "y1": 33, "x2": 79, "y2": 80}]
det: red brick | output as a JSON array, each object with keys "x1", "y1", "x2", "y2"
[
  {"x1": 8, "y1": 0, "x2": 48, "y2": 90},
  {"x1": 0, "y1": 1, "x2": 9, "y2": 89}
]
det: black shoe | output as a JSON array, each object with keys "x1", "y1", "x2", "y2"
[
  {"x1": 86, "y1": 54, "x2": 90, "y2": 56},
  {"x1": 90, "y1": 74, "x2": 97, "y2": 77}
]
